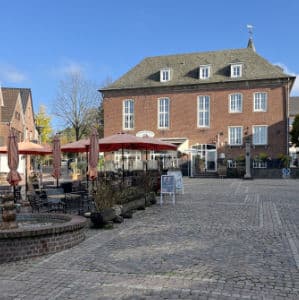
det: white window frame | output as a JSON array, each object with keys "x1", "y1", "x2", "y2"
[
  {"x1": 160, "y1": 68, "x2": 171, "y2": 82},
  {"x1": 158, "y1": 97, "x2": 170, "y2": 129},
  {"x1": 229, "y1": 93, "x2": 243, "y2": 113},
  {"x1": 122, "y1": 99, "x2": 134, "y2": 130},
  {"x1": 228, "y1": 126, "x2": 243, "y2": 146},
  {"x1": 197, "y1": 95, "x2": 210, "y2": 128},
  {"x1": 231, "y1": 64, "x2": 242, "y2": 78},
  {"x1": 199, "y1": 65, "x2": 211, "y2": 79},
  {"x1": 253, "y1": 92, "x2": 267, "y2": 112},
  {"x1": 252, "y1": 125, "x2": 268, "y2": 145}
]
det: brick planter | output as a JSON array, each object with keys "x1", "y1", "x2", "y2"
[{"x1": 0, "y1": 213, "x2": 88, "y2": 263}]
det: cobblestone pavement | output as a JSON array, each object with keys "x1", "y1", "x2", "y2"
[{"x1": 1, "y1": 178, "x2": 299, "y2": 299}]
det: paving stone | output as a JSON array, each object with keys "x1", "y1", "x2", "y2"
[{"x1": 0, "y1": 178, "x2": 299, "y2": 299}]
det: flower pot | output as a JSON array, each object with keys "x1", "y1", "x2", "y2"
[{"x1": 90, "y1": 208, "x2": 116, "y2": 228}]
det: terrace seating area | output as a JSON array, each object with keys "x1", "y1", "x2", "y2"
[{"x1": 24, "y1": 180, "x2": 93, "y2": 215}]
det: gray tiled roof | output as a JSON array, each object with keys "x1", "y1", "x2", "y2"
[
  {"x1": 290, "y1": 97, "x2": 299, "y2": 116},
  {"x1": 102, "y1": 47, "x2": 293, "y2": 91}
]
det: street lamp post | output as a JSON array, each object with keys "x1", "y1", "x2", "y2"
[{"x1": 244, "y1": 136, "x2": 252, "y2": 179}]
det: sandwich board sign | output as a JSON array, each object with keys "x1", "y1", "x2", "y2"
[
  {"x1": 160, "y1": 175, "x2": 175, "y2": 205},
  {"x1": 167, "y1": 170, "x2": 184, "y2": 194}
]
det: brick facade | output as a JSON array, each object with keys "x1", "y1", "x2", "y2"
[
  {"x1": 103, "y1": 82, "x2": 289, "y2": 160},
  {"x1": 101, "y1": 44, "x2": 295, "y2": 172}
]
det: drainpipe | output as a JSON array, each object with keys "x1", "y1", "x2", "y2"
[{"x1": 286, "y1": 78, "x2": 290, "y2": 157}]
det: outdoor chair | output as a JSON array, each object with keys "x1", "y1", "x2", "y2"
[
  {"x1": 64, "y1": 191, "x2": 87, "y2": 214},
  {"x1": 27, "y1": 192, "x2": 44, "y2": 213},
  {"x1": 43, "y1": 188, "x2": 66, "y2": 213},
  {"x1": 14, "y1": 186, "x2": 22, "y2": 203}
]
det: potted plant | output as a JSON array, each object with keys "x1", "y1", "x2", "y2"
[
  {"x1": 116, "y1": 186, "x2": 146, "y2": 217},
  {"x1": 277, "y1": 154, "x2": 291, "y2": 168},
  {"x1": 90, "y1": 181, "x2": 116, "y2": 228}
]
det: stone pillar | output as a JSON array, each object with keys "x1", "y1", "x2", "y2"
[{"x1": 244, "y1": 142, "x2": 252, "y2": 179}]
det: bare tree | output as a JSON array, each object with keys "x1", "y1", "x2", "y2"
[{"x1": 53, "y1": 72, "x2": 101, "y2": 140}]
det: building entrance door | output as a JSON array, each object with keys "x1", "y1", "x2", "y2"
[{"x1": 190, "y1": 144, "x2": 217, "y2": 176}]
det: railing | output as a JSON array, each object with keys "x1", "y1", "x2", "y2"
[{"x1": 252, "y1": 160, "x2": 267, "y2": 169}]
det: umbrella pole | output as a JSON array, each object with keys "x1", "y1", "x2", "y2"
[
  {"x1": 86, "y1": 147, "x2": 89, "y2": 190},
  {"x1": 13, "y1": 185, "x2": 16, "y2": 203},
  {"x1": 122, "y1": 147, "x2": 124, "y2": 183},
  {"x1": 25, "y1": 155, "x2": 28, "y2": 196},
  {"x1": 145, "y1": 149, "x2": 148, "y2": 173}
]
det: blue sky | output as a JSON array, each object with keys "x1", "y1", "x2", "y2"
[{"x1": 1, "y1": 0, "x2": 299, "y2": 130}]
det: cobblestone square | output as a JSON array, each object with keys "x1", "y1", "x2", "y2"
[{"x1": 0, "y1": 178, "x2": 299, "y2": 299}]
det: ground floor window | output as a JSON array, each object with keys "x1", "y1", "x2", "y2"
[{"x1": 114, "y1": 150, "x2": 142, "y2": 170}]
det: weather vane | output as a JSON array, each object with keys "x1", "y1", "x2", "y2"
[{"x1": 247, "y1": 24, "x2": 254, "y2": 39}]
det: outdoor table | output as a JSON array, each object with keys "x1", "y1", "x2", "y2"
[
  {"x1": 47, "y1": 193, "x2": 67, "y2": 200},
  {"x1": 47, "y1": 197, "x2": 66, "y2": 213},
  {"x1": 64, "y1": 193, "x2": 82, "y2": 214}
]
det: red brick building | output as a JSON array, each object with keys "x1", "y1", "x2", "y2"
[
  {"x1": 100, "y1": 40, "x2": 296, "y2": 174},
  {"x1": 0, "y1": 87, "x2": 37, "y2": 175}
]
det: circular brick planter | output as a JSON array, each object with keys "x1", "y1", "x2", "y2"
[{"x1": 0, "y1": 213, "x2": 88, "y2": 263}]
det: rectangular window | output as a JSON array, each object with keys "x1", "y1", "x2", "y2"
[
  {"x1": 198, "y1": 96, "x2": 210, "y2": 127},
  {"x1": 229, "y1": 93, "x2": 243, "y2": 113},
  {"x1": 231, "y1": 64, "x2": 242, "y2": 78},
  {"x1": 158, "y1": 97, "x2": 170, "y2": 128},
  {"x1": 123, "y1": 99, "x2": 134, "y2": 130},
  {"x1": 199, "y1": 65, "x2": 211, "y2": 79},
  {"x1": 254, "y1": 92, "x2": 267, "y2": 112},
  {"x1": 228, "y1": 126, "x2": 243, "y2": 145},
  {"x1": 253, "y1": 125, "x2": 268, "y2": 145},
  {"x1": 160, "y1": 69, "x2": 171, "y2": 82}
]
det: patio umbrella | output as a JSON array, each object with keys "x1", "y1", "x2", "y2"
[
  {"x1": 61, "y1": 133, "x2": 176, "y2": 153},
  {"x1": 141, "y1": 136, "x2": 177, "y2": 151},
  {"x1": 98, "y1": 132, "x2": 148, "y2": 152},
  {"x1": 61, "y1": 132, "x2": 177, "y2": 178},
  {"x1": 88, "y1": 128, "x2": 99, "y2": 181},
  {"x1": 6, "y1": 128, "x2": 22, "y2": 187},
  {"x1": 61, "y1": 138, "x2": 89, "y2": 153},
  {"x1": 52, "y1": 134, "x2": 61, "y2": 187},
  {"x1": 0, "y1": 141, "x2": 52, "y2": 193},
  {"x1": 0, "y1": 141, "x2": 52, "y2": 155}
]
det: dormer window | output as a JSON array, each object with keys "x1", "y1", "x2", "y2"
[
  {"x1": 160, "y1": 68, "x2": 171, "y2": 82},
  {"x1": 231, "y1": 64, "x2": 242, "y2": 78},
  {"x1": 199, "y1": 65, "x2": 211, "y2": 79}
]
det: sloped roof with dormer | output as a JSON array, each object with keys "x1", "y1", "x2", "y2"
[{"x1": 101, "y1": 46, "x2": 294, "y2": 91}]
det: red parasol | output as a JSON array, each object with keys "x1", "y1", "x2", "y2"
[
  {"x1": 52, "y1": 134, "x2": 61, "y2": 186},
  {"x1": 60, "y1": 138, "x2": 89, "y2": 153},
  {"x1": 0, "y1": 141, "x2": 52, "y2": 155},
  {"x1": 0, "y1": 141, "x2": 52, "y2": 193},
  {"x1": 98, "y1": 132, "x2": 148, "y2": 152},
  {"x1": 6, "y1": 128, "x2": 22, "y2": 186},
  {"x1": 61, "y1": 133, "x2": 177, "y2": 153},
  {"x1": 88, "y1": 128, "x2": 99, "y2": 180},
  {"x1": 140, "y1": 136, "x2": 177, "y2": 151}
]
